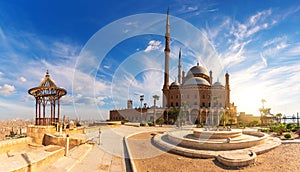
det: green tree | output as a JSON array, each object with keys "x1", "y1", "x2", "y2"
[
  {"x1": 219, "y1": 112, "x2": 228, "y2": 126},
  {"x1": 259, "y1": 99, "x2": 272, "y2": 126},
  {"x1": 156, "y1": 118, "x2": 164, "y2": 127},
  {"x1": 228, "y1": 118, "x2": 235, "y2": 127},
  {"x1": 168, "y1": 108, "x2": 180, "y2": 125},
  {"x1": 276, "y1": 113, "x2": 282, "y2": 123}
]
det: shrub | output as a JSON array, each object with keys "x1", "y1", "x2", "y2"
[
  {"x1": 274, "y1": 123, "x2": 287, "y2": 135},
  {"x1": 286, "y1": 123, "x2": 296, "y2": 130},
  {"x1": 148, "y1": 122, "x2": 154, "y2": 126},
  {"x1": 140, "y1": 122, "x2": 146, "y2": 126},
  {"x1": 121, "y1": 120, "x2": 129, "y2": 125},
  {"x1": 258, "y1": 128, "x2": 270, "y2": 133},
  {"x1": 238, "y1": 121, "x2": 246, "y2": 128},
  {"x1": 283, "y1": 132, "x2": 292, "y2": 139},
  {"x1": 196, "y1": 123, "x2": 203, "y2": 128},
  {"x1": 156, "y1": 118, "x2": 164, "y2": 126},
  {"x1": 291, "y1": 126, "x2": 300, "y2": 132}
]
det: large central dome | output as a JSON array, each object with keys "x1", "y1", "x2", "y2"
[
  {"x1": 187, "y1": 63, "x2": 209, "y2": 77},
  {"x1": 183, "y1": 77, "x2": 210, "y2": 86}
]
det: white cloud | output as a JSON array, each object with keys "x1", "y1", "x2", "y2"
[
  {"x1": 144, "y1": 40, "x2": 162, "y2": 52},
  {"x1": 0, "y1": 84, "x2": 15, "y2": 96},
  {"x1": 19, "y1": 76, "x2": 27, "y2": 82},
  {"x1": 263, "y1": 36, "x2": 287, "y2": 47},
  {"x1": 249, "y1": 9, "x2": 272, "y2": 25},
  {"x1": 282, "y1": 43, "x2": 300, "y2": 57},
  {"x1": 187, "y1": 6, "x2": 198, "y2": 11},
  {"x1": 260, "y1": 53, "x2": 267, "y2": 67}
]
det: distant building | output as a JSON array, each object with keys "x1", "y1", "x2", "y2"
[
  {"x1": 238, "y1": 112, "x2": 261, "y2": 124},
  {"x1": 109, "y1": 9, "x2": 237, "y2": 125}
]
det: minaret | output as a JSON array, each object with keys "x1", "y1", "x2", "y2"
[
  {"x1": 225, "y1": 72, "x2": 230, "y2": 108},
  {"x1": 178, "y1": 48, "x2": 182, "y2": 84},
  {"x1": 209, "y1": 70, "x2": 213, "y2": 84},
  {"x1": 162, "y1": 8, "x2": 171, "y2": 107}
]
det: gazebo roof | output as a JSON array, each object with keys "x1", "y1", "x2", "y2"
[
  {"x1": 38, "y1": 70, "x2": 57, "y2": 88},
  {"x1": 28, "y1": 71, "x2": 67, "y2": 98}
]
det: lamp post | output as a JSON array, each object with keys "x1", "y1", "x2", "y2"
[
  {"x1": 140, "y1": 95, "x2": 144, "y2": 123},
  {"x1": 205, "y1": 109, "x2": 208, "y2": 125},
  {"x1": 297, "y1": 112, "x2": 299, "y2": 127},
  {"x1": 153, "y1": 95, "x2": 159, "y2": 126}
]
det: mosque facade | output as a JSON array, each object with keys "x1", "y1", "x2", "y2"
[{"x1": 110, "y1": 10, "x2": 237, "y2": 125}]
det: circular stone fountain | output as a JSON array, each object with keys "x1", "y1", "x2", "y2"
[{"x1": 153, "y1": 128, "x2": 281, "y2": 167}]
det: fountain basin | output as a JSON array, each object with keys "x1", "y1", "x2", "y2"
[
  {"x1": 193, "y1": 128, "x2": 243, "y2": 139},
  {"x1": 217, "y1": 150, "x2": 257, "y2": 167},
  {"x1": 167, "y1": 129, "x2": 269, "y2": 151},
  {"x1": 153, "y1": 129, "x2": 281, "y2": 167}
]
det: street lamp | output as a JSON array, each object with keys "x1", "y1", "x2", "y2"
[
  {"x1": 205, "y1": 109, "x2": 208, "y2": 125},
  {"x1": 140, "y1": 95, "x2": 144, "y2": 122},
  {"x1": 153, "y1": 95, "x2": 159, "y2": 126}
]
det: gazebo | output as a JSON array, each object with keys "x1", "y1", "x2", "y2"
[{"x1": 28, "y1": 71, "x2": 67, "y2": 125}]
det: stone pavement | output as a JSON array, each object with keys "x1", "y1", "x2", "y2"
[{"x1": 42, "y1": 125, "x2": 172, "y2": 172}]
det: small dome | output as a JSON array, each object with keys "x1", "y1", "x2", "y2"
[
  {"x1": 183, "y1": 77, "x2": 210, "y2": 86},
  {"x1": 213, "y1": 81, "x2": 223, "y2": 86},
  {"x1": 213, "y1": 81, "x2": 225, "y2": 89},
  {"x1": 171, "y1": 81, "x2": 180, "y2": 86},
  {"x1": 187, "y1": 63, "x2": 209, "y2": 77},
  {"x1": 170, "y1": 81, "x2": 180, "y2": 89}
]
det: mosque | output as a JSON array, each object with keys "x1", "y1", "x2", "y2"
[{"x1": 110, "y1": 10, "x2": 237, "y2": 125}]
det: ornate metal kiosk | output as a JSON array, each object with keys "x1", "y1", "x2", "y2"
[{"x1": 28, "y1": 71, "x2": 67, "y2": 125}]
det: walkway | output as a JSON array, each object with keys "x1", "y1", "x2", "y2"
[{"x1": 43, "y1": 125, "x2": 171, "y2": 172}]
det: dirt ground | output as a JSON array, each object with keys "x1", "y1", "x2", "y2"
[{"x1": 127, "y1": 132, "x2": 300, "y2": 172}]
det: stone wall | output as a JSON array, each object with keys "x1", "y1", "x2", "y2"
[
  {"x1": 26, "y1": 125, "x2": 56, "y2": 144},
  {"x1": 0, "y1": 137, "x2": 32, "y2": 154},
  {"x1": 43, "y1": 133, "x2": 87, "y2": 149}
]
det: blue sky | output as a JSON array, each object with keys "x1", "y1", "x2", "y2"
[{"x1": 0, "y1": 0, "x2": 299, "y2": 120}]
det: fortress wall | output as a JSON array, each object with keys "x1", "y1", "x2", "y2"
[
  {"x1": 0, "y1": 137, "x2": 32, "y2": 154},
  {"x1": 26, "y1": 125, "x2": 56, "y2": 145}
]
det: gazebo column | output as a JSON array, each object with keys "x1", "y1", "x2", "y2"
[
  {"x1": 38, "y1": 99, "x2": 41, "y2": 125},
  {"x1": 53, "y1": 100, "x2": 56, "y2": 123},
  {"x1": 43, "y1": 101, "x2": 46, "y2": 125},
  {"x1": 58, "y1": 98, "x2": 60, "y2": 122},
  {"x1": 50, "y1": 99, "x2": 53, "y2": 124},
  {"x1": 35, "y1": 98, "x2": 38, "y2": 125}
]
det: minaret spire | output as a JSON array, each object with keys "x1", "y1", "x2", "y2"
[
  {"x1": 163, "y1": 8, "x2": 170, "y2": 88},
  {"x1": 178, "y1": 48, "x2": 182, "y2": 84},
  {"x1": 162, "y1": 8, "x2": 171, "y2": 107},
  {"x1": 225, "y1": 72, "x2": 230, "y2": 108},
  {"x1": 166, "y1": 8, "x2": 170, "y2": 36}
]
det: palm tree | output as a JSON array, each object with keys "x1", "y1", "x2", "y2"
[
  {"x1": 261, "y1": 99, "x2": 266, "y2": 109},
  {"x1": 276, "y1": 113, "x2": 282, "y2": 123}
]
